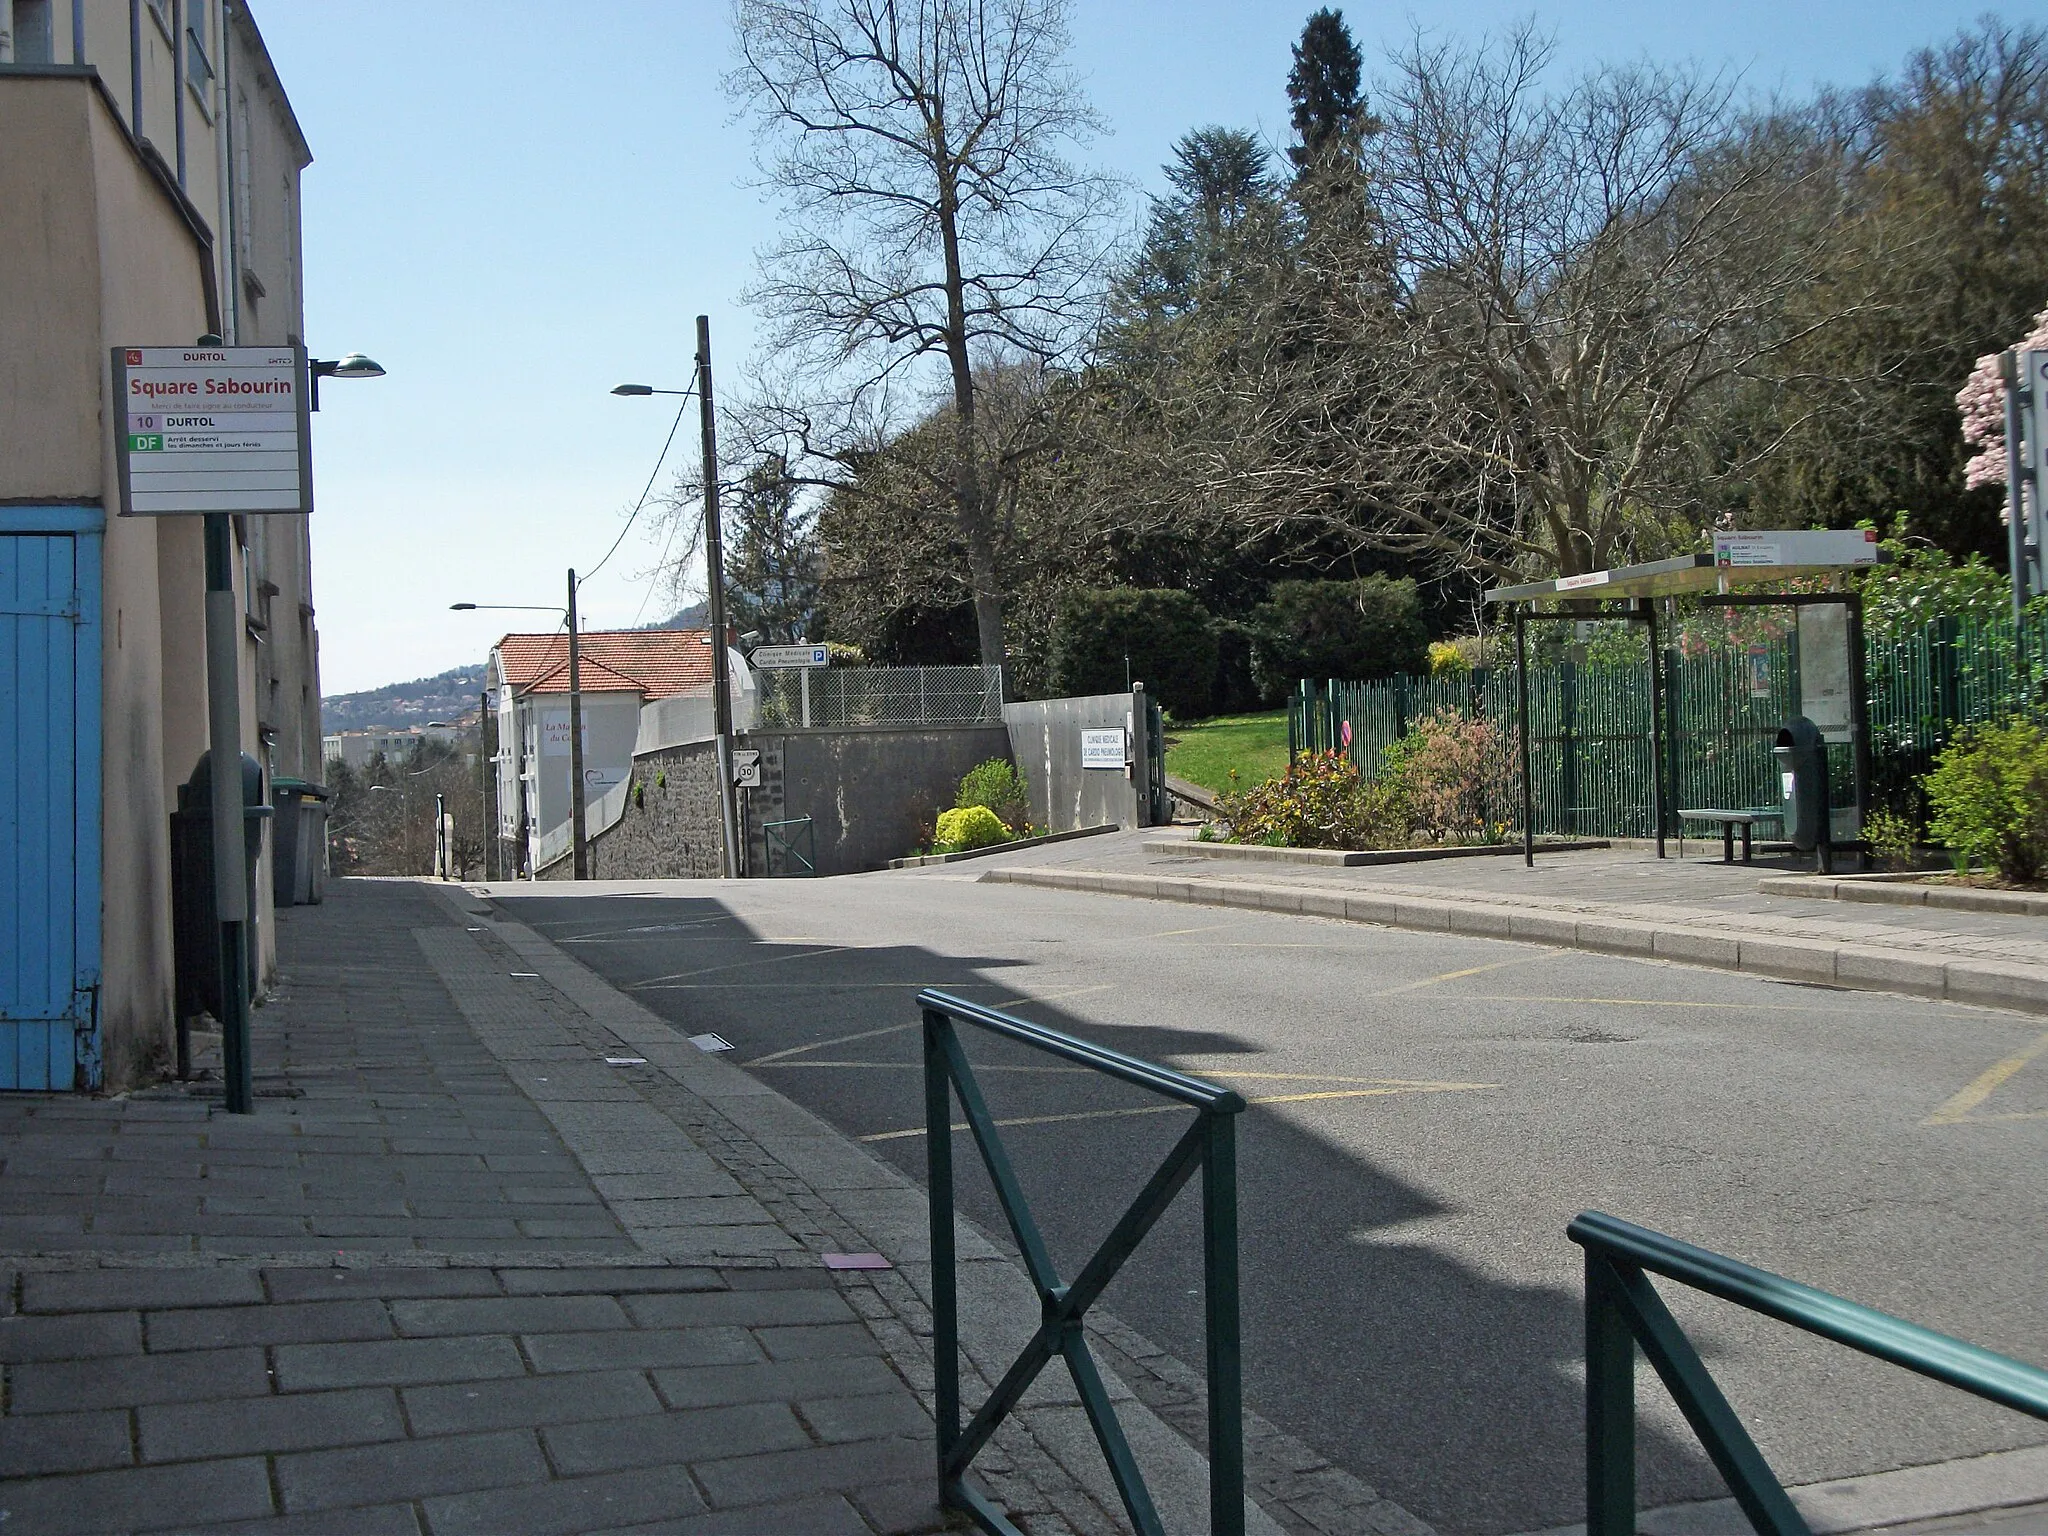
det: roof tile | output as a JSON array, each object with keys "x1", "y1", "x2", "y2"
[{"x1": 493, "y1": 630, "x2": 716, "y2": 699}]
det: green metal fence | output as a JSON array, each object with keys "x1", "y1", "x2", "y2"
[
  {"x1": 921, "y1": 988, "x2": 1245, "y2": 1535},
  {"x1": 1571, "y1": 1211, "x2": 2048, "y2": 1536},
  {"x1": 1288, "y1": 612, "x2": 2048, "y2": 840}
]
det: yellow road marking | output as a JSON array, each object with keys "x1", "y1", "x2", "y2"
[
  {"x1": 749, "y1": 1021, "x2": 919, "y2": 1064},
  {"x1": 1144, "y1": 923, "x2": 1236, "y2": 938},
  {"x1": 630, "y1": 944, "x2": 857, "y2": 988},
  {"x1": 858, "y1": 1080, "x2": 1495, "y2": 1142},
  {"x1": 1375, "y1": 956, "x2": 1545, "y2": 995},
  {"x1": 1151, "y1": 942, "x2": 1321, "y2": 949},
  {"x1": 761, "y1": 1059, "x2": 1092, "y2": 1073},
  {"x1": 1451, "y1": 993, "x2": 1864, "y2": 1013},
  {"x1": 742, "y1": 984, "x2": 1115, "y2": 1065},
  {"x1": 1924, "y1": 1029, "x2": 2048, "y2": 1125}
]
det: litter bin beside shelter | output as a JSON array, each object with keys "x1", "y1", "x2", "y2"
[{"x1": 1772, "y1": 716, "x2": 1830, "y2": 867}]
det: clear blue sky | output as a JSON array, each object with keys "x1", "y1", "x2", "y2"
[{"x1": 256, "y1": 0, "x2": 2024, "y2": 695}]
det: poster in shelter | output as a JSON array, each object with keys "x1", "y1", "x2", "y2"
[{"x1": 1797, "y1": 606, "x2": 1853, "y2": 741}]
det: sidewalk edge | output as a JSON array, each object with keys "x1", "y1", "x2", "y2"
[{"x1": 979, "y1": 868, "x2": 2048, "y2": 1017}]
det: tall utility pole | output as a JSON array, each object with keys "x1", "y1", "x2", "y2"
[
  {"x1": 697, "y1": 315, "x2": 741, "y2": 880},
  {"x1": 480, "y1": 689, "x2": 495, "y2": 882},
  {"x1": 567, "y1": 568, "x2": 588, "y2": 880}
]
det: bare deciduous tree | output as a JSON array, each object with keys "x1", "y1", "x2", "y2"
[
  {"x1": 730, "y1": 0, "x2": 1121, "y2": 666},
  {"x1": 1126, "y1": 28, "x2": 1873, "y2": 584}
]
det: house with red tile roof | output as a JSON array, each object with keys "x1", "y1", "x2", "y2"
[{"x1": 487, "y1": 629, "x2": 752, "y2": 876}]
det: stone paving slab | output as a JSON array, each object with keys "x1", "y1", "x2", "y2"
[{"x1": 0, "y1": 883, "x2": 958, "y2": 1535}]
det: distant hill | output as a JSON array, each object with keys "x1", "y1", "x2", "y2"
[
  {"x1": 322, "y1": 663, "x2": 489, "y2": 733},
  {"x1": 320, "y1": 605, "x2": 711, "y2": 733}
]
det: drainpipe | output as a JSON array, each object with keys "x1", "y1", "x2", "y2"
[{"x1": 129, "y1": 0, "x2": 140, "y2": 132}]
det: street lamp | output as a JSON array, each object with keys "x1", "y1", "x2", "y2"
[
  {"x1": 450, "y1": 583, "x2": 590, "y2": 880},
  {"x1": 611, "y1": 315, "x2": 739, "y2": 880},
  {"x1": 308, "y1": 351, "x2": 386, "y2": 411}
]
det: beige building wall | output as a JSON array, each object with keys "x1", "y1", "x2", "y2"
[{"x1": 0, "y1": 0, "x2": 321, "y2": 1086}]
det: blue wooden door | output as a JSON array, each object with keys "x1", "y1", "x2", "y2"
[{"x1": 0, "y1": 530, "x2": 100, "y2": 1090}]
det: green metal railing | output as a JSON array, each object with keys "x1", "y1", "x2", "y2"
[
  {"x1": 761, "y1": 816, "x2": 816, "y2": 877},
  {"x1": 1289, "y1": 610, "x2": 2048, "y2": 841},
  {"x1": 920, "y1": 989, "x2": 1247, "y2": 1535},
  {"x1": 1570, "y1": 1211, "x2": 2048, "y2": 1536}
]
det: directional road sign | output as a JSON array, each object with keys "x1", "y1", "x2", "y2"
[{"x1": 751, "y1": 644, "x2": 829, "y2": 670}]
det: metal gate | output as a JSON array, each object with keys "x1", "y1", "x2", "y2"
[{"x1": 0, "y1": 521, "x2": 101, "y2": 1090}]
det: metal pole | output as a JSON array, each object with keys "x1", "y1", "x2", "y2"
[
  {"x1": 924, "y1": 1009, "x2": 960, "y2": 1503},
  {"x1": 2003, "y1": 351, "x2": 2027, "y2": 636},
  {"x1": 1518, "y1": 607, "x2": 1534, "y2": 867},
  {"x1": 568, "y1": 568, "x2": 587, "y2": 880},
  {"x1": 128, "y1": 0, "x2": 141, "y2": 133},
  {"x1": 204, "y1": 513, "x2": 252, "y2": 1114},
  {"x1": 698, "y1": 315, "x2": 741, "y2": 879},
  {"x1": 1204, "y1": 1112, "x2": 1245, "y2": 1536},
  {"x1": 1847, "y1": 595, "x2": 1873, "y2": 870},
  {"x1": 435, "y1": 791, "x2": 446, "y2": 879},
  {"x1": 1584, "y1": 1254, "x2": 1637, "y2": 1536},
  {"x1": 1645, "y1": 599, "x2": 1667, "y2": 859},
  {"x1": 480, "y1": 689, "x2": 494, "y2": 882},
  {"x1": 172, "y1": 0, "x2": 186, "y2": 186}
]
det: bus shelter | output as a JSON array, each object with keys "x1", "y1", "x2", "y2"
[{"x1": 1484, "y1": 532, "x2": 1885, "y2": 868}]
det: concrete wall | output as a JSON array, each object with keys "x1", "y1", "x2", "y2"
[
  {"x1": 744, "y1": 725, "x2": 1013, "y2": 876},
  {"x1": 1004, "y1": 693, "x2": 1141, "y2": 834}
]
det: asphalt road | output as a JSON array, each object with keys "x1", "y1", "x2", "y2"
[{"x1": 495, "y1": 868, "x2": 2048, "y2": 1536}]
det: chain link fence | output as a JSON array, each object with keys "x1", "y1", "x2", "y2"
[{"x1": 753, "y1": 664, "x2": 1004, "y2": 729}]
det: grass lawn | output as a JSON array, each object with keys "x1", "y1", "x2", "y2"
[{"x1": 1163, "y1": 710, "x2": 1289, "y2": 794}]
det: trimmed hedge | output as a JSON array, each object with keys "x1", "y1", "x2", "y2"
[
  {"x1": 1251, "y1": 578, "x2": 1428, "y2": 694},
  {"x1": 1049, "y1": 589, "x2": 1219, "y2": 718}
]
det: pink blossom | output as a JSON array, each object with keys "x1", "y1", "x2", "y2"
[{"x1": 1957, "y1": 309, "x2": 2048, "y2": 504}]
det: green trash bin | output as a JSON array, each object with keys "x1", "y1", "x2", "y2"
[
  {"x1": 270, "y1": 778, "x2": 332, "y2": 906},
  {"x1": 169, "y1": 752, "x2": 270, "y2": 1024}
]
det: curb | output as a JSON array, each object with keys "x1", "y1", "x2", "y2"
[
  {"x1": 1144, "y1": 838, "x2": 1610, "y2": 868},
  {"x1": 980, "y1": 866, "x2": 2048, "y2": 1017},
  {"x1": 887, "y1": 822, "x2": 1119, "y2": 869},
  {"x1": 1761, "y1": 874, "x2": 2048, "y2": 918}
]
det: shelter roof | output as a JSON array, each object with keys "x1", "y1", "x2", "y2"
[
  {"x1": 493, "y1": 630, "x2": 715, "y2": 699},
  {"x1": 1485, "y1": 531, "x2": 1886, "y2": 606}
]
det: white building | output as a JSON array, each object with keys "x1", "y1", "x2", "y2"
[{"x1": 489, "y1": 630, "x2": 751, "y2": 876}]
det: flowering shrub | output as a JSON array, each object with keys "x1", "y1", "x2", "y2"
[
  {"x1": 1957, "y1": 307, "x2": 2048, "y2": 497},
  {"x1": 1213, "y1": 712, "x2": 1517, "y2": 850},
  {"x1": 934, "y1": 805, "x2": 1010, "y2": 853},
  {"x1": 1380, "y1": 710, "x2": 1517, "y2": 844},
  {"x1": 1213, "y1": 751, "x2": 1403, "y2": 850}
]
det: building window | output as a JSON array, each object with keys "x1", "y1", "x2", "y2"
[
  {"x1": 7, "y1": 0, "x2": 56, "y2": 63},
  {"x1": 186, "y1": 0, "x2": 214, "y2": 108}
]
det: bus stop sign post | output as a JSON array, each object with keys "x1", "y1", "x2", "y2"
[{"x1": 112, "y1": 342, "x2": 314, "y2": 1113}]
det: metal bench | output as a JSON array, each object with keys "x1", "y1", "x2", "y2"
[{"x1": 1678, "y1": 809, "x2": 1782, "y2": 864}]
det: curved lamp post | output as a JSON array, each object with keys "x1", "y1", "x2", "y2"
[
  {"x1": 450, "y1": 591, "x2": 588, "y2": 881},
  {"x1": 611, "y1": 315, "x2": 739, "y2": 879}
]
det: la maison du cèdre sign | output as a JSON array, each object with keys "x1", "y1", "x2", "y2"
[{"x1": 111, "y1": 346, "x2": 313, "y2": 516}]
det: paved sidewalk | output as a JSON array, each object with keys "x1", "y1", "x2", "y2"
[
  {"x1": 0, "y1": 883, "x2": 950, "y2": 1534},
  {"x1": 0, "y1": 879, "x2": 1322, "y2": 1536},
  {"x1": 962, "y1": 833, "x2": 2048, "y2": 1016}
]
